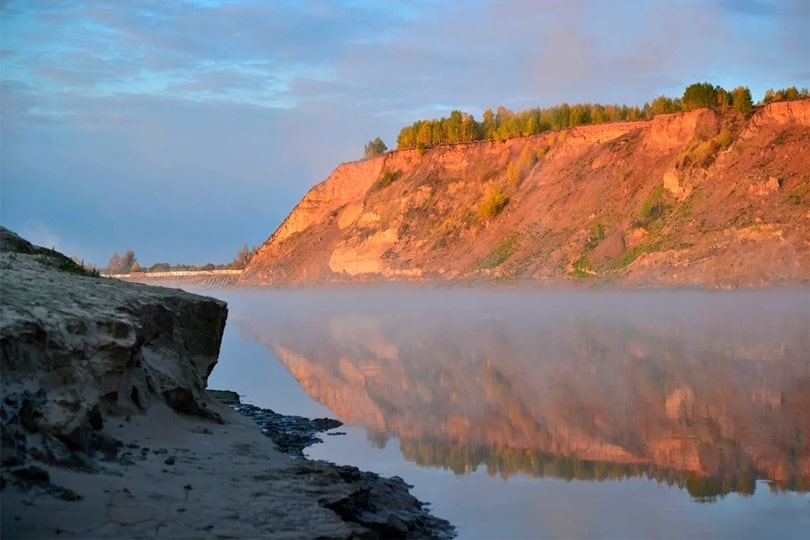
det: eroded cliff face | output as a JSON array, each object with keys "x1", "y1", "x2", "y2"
[
  {"x1": 241, "y1": 100, "x2": 810, "y2": 287},
  {"x1": 0, "y1": 227, "x2": 228, "y2": 466}
]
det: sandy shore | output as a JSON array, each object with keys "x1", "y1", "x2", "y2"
[{"x1": 2, "y1": 398, "x2": 453, "y2": 539}]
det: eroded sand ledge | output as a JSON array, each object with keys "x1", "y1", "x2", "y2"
[{"x1": 0, "y1": 227, "x2": 453, "y2": 539}]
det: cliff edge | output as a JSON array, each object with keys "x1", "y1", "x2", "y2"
[
  {"x1": 241, "y1": 100, "x2": 810, "y2": 287},
  {"x1": 0, "y1": 227, "x2": 453, "y2": 539},
  {"x1": 0, "y1": 226, "x2": 229, "y2": 456}
]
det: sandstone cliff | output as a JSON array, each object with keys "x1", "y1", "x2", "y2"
[{"x1": 241, "y1": 100, "x2": 810, "y2": 287}]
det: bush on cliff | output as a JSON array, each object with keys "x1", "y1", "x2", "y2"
[{"x1": 478, "y1": 185, "x2": 508, "y2": 220}]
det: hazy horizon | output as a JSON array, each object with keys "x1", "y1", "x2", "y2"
[{"x1": 2, "y1": 0, "x2": 808, "y2": 267}]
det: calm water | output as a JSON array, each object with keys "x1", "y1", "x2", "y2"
[{"x1": 206, "y1": 287, "x2": 810, "y2": 539}]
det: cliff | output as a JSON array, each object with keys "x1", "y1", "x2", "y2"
[
  {"x1": 241, "y1": 100, "x2": 810, "y2": 287},
  {"x1": 0, "y1": 226, "x2": 228, "y2": 467}
]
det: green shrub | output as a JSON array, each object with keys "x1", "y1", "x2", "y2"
[
  {"x1": 716, "y1": 129, "x2": 732, "y2": 149},
  {"x1": 374, "y1": 169, "x2": 402, "y2": 191},
  {"x1": 681, "y1": 136, "x2": 722, "y2": 169},
  {"x1": 478, "y1": 185, "x2": 508, "y2": 220},
  {"x1": 507, "y1": 146, "x2": 538, "y2": 185},
  {"x1": 639, "y1": 184, "x2": 666, "y2": 222},
  {"x1": 585, "y1": 222, "x2": 605, "y2": 249},
  {"x1": 58, "y1": 258, "x2": 100, "y2": 277}
]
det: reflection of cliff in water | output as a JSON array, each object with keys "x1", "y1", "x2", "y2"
[{"x1": 238, "y1": 290, "x2": 810, "y2": 500}]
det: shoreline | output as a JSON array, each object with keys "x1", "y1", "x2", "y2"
[
  {"x1": 118, "y1": 271, "x2": 810, "y2": 292},
  {"x1": 2, "y1": 390, "x2": 455, "y2": 539}
]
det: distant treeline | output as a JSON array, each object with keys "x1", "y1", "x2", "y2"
[
  {"x1": 393, "y1": 83, "x2": 809, "y2": 151},
  {"x1": 101, "y1": 244, "x2": 259, "y2": 275}
]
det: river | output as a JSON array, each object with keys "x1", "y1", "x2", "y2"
[{"x1": 206, "y1": 287, "x2": 810, "y2": 539}]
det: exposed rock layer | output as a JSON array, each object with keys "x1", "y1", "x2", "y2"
[
  {"x1": 1, "y1": 226, "x2": 229, "y2": 442},
  {"x1": 241, "y1": 100, "x2": 810, "y2": 287}
]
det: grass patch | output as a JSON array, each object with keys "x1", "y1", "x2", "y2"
[
  {"x1": 462, "y1": 208, "x2": 481, "y2": 228},
  {"x1": 208, "y1": 389, "x2": 241, "y2": 405},
  {"x1": 788, "y1": 184, "x2": 808, "y2": 205},
  {"x1": 612, "y1": 245, "x2": 648, "y2": 269},
  {"x1": 58, "y1": 258, "x2": 99, "y2": 277},
  {"x1": 608, "y1": 237, "x2": 664, "y2": 270},
  {"x1": 32, "y1": 247, "x2": 100, "y2": 278},
  {"x1": 585, "y1": 222, "x2": 605, "y2": 250},
  {"x1": 639, "y1": 184, "x2": 667, "y2": 223},
  {"x1": 477, "y1": 234, "x2": 520, "y2": 269},
  {"x1": 678, "y1": 129, "x2": 732, "y2": 169},
  {"x1": 570, "y1": 255, "x2": 595, "y2": 278},
  {"x1": 679, "y1": 187, "x2": 704, "y2": 218},
  {"x1": 373, "y1": 169, "x2": 402, "y2": 191},
  {"x1": 398, "y1": 200, "x2": 434, "y2": 237}
]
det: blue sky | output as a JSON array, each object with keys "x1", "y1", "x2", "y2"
[{"x1": 1, "y1": 0, "x2": 808, "y2": 267}]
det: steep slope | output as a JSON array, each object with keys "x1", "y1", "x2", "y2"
[{"x1": 241, "y1": 100, "x2": 810, "y2": 287}]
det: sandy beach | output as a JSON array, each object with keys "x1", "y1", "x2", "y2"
[{"x1": 3, "y1": 398, "x2": 452, "y2": 538}]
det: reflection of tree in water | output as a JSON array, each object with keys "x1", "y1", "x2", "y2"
[
  {"x1": 367, "y1": 430, "x2": 390, "y2": 449},
  {"x1": 398, "y1": 439, "x2": 783, "y2": 502}
]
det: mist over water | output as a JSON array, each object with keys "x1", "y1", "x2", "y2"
[{"x1": 208, "y1": 287, "x2": 810, "y2": 539}]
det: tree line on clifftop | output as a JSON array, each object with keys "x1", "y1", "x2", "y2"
[{"x1": 363, "y1": 83, "x2": 809, "y2": 156}]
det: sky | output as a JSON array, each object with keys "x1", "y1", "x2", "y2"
[{"x1": 1, "y1": 0, "x2": 808, "y2": 268}]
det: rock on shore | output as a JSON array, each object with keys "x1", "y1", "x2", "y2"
[{"x1": 0, "y1": 227, "x2": 454, "y2": 539}]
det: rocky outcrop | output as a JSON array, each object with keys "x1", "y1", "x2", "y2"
[
  {"x1": 0, "y1": 227, "x2": 228, "y2": 468},
  {"x1": 0, "y1": 228, "x2": 455, "y2": 539},
  {"x1": 241, "y1": 99, "x2": 810, "y2": 287},
  {"x1": 213, "y1": 394, "x2": 452, "y2": 539}
]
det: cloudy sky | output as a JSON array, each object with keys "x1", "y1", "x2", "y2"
[{"x1": 2, "y1": 0, "x2": 808, "y2": 267}]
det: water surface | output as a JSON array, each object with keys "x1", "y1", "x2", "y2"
[{"x1": 207, "y1": 288, "x2": 810, "y2": 539}]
